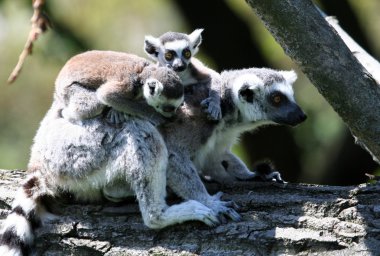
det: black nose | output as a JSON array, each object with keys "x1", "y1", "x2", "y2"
[
  {"x1": 299, "y1": 112, "x2": 307, "y2": 122},
  {"x1": 162, "y1": 105, "x2": 176, "y2": 113},
  {"x1": 289, "y1": 111, "x2": 307, "y2": 126},
  {"x1": 173, "y1": 65, "x2": 186, "y2": 72}
]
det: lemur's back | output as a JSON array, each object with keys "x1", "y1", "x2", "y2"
[{"x1": 55, "y1": 50, "x2": 151, "y2": 91}]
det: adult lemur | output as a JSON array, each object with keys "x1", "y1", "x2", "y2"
[
  {"x1": 144, "y1": 30, "x2": 304, "y2": 184},
  {"x1": 161, "y1": 68, "x2": 307, "y2": 196},
  {"x1": 0, "y1": 51, "x2": 240, "y2": 256},
  {"x1": 144, "y1": 29, "x2": 223, "y2": 120}
]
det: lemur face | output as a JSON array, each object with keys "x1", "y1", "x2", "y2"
[
  {"x1": 143, "y1": 79, "x2": 184, "y2": 117},
  {"x1": 143, "y1": 67, "x2": 184, "y2": 118},
  {"x1": 144, "y1": 29, "x2": 203, "y2": 73},
  {"x1": 229, "y1": 70, "x2": 306, "y2": 126}
]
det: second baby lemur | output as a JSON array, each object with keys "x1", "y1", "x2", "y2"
[{"x1": 144, "y1": 28, "x2": 223, "y2": 121}]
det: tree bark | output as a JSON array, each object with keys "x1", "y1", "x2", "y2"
[
  {"x1": 1, "y1": 169, "x2": 379, "y2": 255},
  {"x1": 245, "y1": 0, "x2": 380, "y2": 163}
]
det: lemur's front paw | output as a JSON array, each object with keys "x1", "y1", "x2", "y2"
[
  {"x1": 201, "y1": 97, "x2": 222, "y2": 121},
  {"x1": 106, "y1": 109, "x2": 129, "y2": 125},
  {"x1": 252, "y1": 162, "x2": 286, "y2": 184}
]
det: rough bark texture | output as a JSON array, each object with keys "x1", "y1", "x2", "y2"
[
  {"x1": 1, "y1": 169, "x2": 379, "y2": 255},
  {"x1": 245, "y1": 0, "x2": 380, "y2": 163}
]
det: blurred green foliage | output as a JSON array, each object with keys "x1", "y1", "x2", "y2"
[{"x1": 0, "y1": 0, "x2": 378, "y2": 183}]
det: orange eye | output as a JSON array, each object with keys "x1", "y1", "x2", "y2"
[
  {"x1": 165, "y1": 52, "x2": 174, "y2": 61},
  {"x1": 273, "y1": 95, "x2": 281, "y2": 104},
  {"x1": 183, "y1": 49, "x2": 191, "y2": 59}
]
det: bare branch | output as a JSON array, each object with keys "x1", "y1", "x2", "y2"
[
  {"x1": 316, "y1": 7, "x2": 380, "y2": 85},
  {"x1": 7, "y1": 0, "x2": 50, "y2": 84}
]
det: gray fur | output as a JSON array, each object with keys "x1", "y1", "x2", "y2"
[
  {"x1": 221, "y1": 67, "x2": 286, "y2": 87},
  {"x1": 159, "y1": 31, "x2": 189, "y2": 44},
  {"x1": 144, "y1": 29, "x2": 223, "y2": 121}
]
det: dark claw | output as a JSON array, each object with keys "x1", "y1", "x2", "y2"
[
  {"x1": 218, "y1": 214, "x2": 228, "y2": 224},
  {"x1": 224, "y1": 200, "x2": 240, "y2": 211},
  {"x1": 226, "y1": 209, "x2": 242, "y2": 221}
]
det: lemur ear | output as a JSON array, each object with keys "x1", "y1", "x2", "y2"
[
  {"x1": 188, "y1": 28, "x2": 204, "y2": 51},
  {"x1": 280, "y1": 70, "x2": 298, "y2": 85},
  {"x1": 144, "y1": 35, "x2": 161, "y2": 59},
  {"x1": 238, "y1": 85, "x2": 255, "y2": 103}
]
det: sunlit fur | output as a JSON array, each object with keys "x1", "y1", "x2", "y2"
[{"x1": 55, "y1": 50, "x2": 184, "y2": 125}]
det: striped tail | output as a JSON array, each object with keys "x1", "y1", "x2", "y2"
[{"x1": 0, "y1": 174, "x2": 51, "y2": 256}]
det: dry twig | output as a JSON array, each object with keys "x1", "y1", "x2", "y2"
[{"x1": 7, "y1": 0, "x2": 50, "y2": 84}]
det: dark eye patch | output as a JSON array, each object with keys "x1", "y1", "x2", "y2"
[
  {"x1": 164, "y1": 50, "x2": 176, "y2": 61},
  {"x1": 269, "y1": 91, "x2": 288, "y2": 107},
  {"x1": 182, "y1": 48, "x2": 191, "y2": 59}
]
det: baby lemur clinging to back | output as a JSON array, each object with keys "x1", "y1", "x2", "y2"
[
  {"x1": 55, "y1": 50, "x2": 184, "y2": 125},
  {"x1": 144, "y1": 28, "x2": 223, "y2": 120}
]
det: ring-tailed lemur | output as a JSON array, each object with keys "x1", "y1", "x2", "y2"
[
  {"x1": 161, "y1": 68, "x2": 306, "y2": 192},
  {"x1": 0, "y1": 52, "x2": 238, "y2": 256},
  {"x1": 144, "y1": 29, "x2": 223, "y2": 121},
  {"x1": 55, "y1": 50, "x2": 184, "y2": 126}
]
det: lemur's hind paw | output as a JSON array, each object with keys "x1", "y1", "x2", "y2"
[
  {"x1": 201, "y1": 97, "x2": 222, "y2": 121},
  {"x1": 252, "y1": 161, "x2": 287, "y2": 184},
  {"x1": 206, "y1": 193, "x2": 242, "y2": 222}
]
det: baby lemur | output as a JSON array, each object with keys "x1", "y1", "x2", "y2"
[
  {"x1": 161, "y1": 68, "x2": 307, "y2": 197},
  {"x1": 0, "y1": 50, "x2": 239, "y2": 256},
  {"x1": 55, "y1": 50, "x2": 184, "y2": 125},
  {"x1": 144, "y1": 29, "x2": 223, "y2": 120}
]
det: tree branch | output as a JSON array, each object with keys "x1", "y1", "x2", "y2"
[
  {"x1": 1, "y1": 169, "x2": 379, "y2": 255},
  {"x1": 7, "y1": 0, "x2": 50, "y2": 84},
  {"x1": 323, "y1": 15, "x2": 380, "y2": 85},
  {"x1": 245, "y1": 0, "x2": 380, "y2": 163}
]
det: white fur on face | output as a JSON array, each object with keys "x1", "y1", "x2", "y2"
[
  {"x1": 162, "y1": 40, "x2": 194, "y2": 66},
  {"x1": 231, "y1": 74, "x2": 268, "y2": 122},
  {"x1": 164, "y1": 40, "x2": 189, "y2": 53}
]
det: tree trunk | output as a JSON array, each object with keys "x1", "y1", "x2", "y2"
[
  {"x1": 245, "y1": 0, "x2": 380, "y2": 163},
  {"x1": 1, "y1": 169, "x2": 379, "y2": 255}
]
